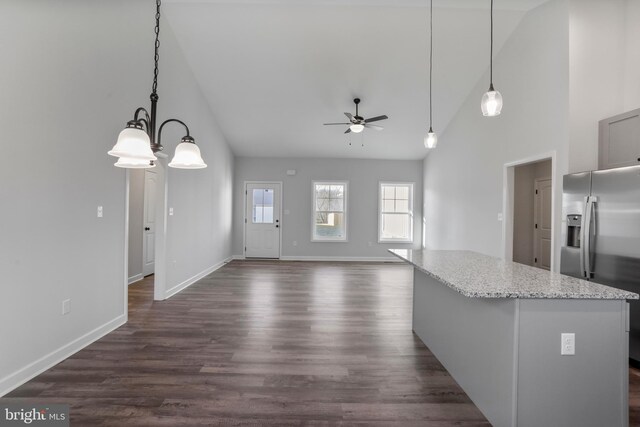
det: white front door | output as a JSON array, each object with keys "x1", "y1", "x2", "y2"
[
  {"x1": 142, "y1": 169, "x2": 157, "y2": 276},
  {"x1": 245, "y1": 182, "x2": 281, "y2": 258},
  {"x1": 534, "y1": 178, "x2": 552, "y2": 270}
]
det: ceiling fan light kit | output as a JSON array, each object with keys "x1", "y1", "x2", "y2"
[
  {"x1": 481, "y1": 0, "x2": 503, "y2": 117},
  {"x1": 108, "y1": 0, "x2": 206, "y2": 169}
]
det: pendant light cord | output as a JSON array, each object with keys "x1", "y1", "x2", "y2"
[
  {"x1": 489, "y1": 0, "x2": 494, "y2": 89},
  {"x1": 429, "y1": 0, "x2": 433, "y2": 131},
  {"x1": 152, "y1": 0, "x2": 161, "y2": 95}
]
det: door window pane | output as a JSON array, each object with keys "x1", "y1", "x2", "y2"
[{"x1": 252, "y1": 189, "x2": 274, "y2": 224}]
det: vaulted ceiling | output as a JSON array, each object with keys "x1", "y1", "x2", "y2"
[{"x1": 164, "y1": 0, "x2": 549, "y2": 159}]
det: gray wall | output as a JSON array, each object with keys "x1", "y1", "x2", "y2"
[
  {"x1": 423, "y1": 0, "x2": 569, "y2": 270},
  {"x1": 0, "y1": 0, "x2": 234, "y2": 395},
  {"x1": 513, "y1": 160, "x2": 552, "y2": 266},
  {"x1": 128, "y1": 169, "x2": 145, "y2": 281},
  {"x1": 233, "y1": 157, "x2": 423, "y2": 259}
]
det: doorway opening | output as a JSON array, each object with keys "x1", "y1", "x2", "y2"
[
  {"x1": 125, "y1": 155, "x2": 168, "y2": 314},
  {"x1": 503, "y1": 153, "x2": 556, "y2": 271},
  {"x1": 243, "y1": 181, "x2": 282, "y2": 259}
]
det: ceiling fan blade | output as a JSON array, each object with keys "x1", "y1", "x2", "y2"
[
  {"x1": 364, "y1": 115, "x2": 388, "y2": 123},
  {"x1": 324, "y1": 123, "x2": 351, "y2": 125},
  {"x1": 344, "y1": 128, "x2": 351, "y2": 134},
  {"x1": 344, "y1": 112, "x2": 354, "y2": 121},
  {"x1": 364, "y1": 124, "x2": 384, "y2": 131}
]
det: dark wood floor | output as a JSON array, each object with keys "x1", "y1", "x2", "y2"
[{"x1": 3, "y1": 261, "x2": 640, "y2": 425}]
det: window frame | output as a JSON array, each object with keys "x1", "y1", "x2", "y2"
[
  {"x1": 378, "y1": 181, "x2": 414, "y2": 243},
  {"x1": 311, "y1": 180, "x2": 349, "y2": 242}
]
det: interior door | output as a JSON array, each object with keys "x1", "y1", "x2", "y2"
[
  {"x1": 142, "y1": 169, "x2": 157, "y2": 276},
  {"x1": 534, "y1": 178, "x2": 552, "y2": 270},
  {"x1": 245, "y1": 182, "x2": 281, "y2": 258}
]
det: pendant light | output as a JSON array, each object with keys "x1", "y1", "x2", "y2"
[
  {"x1": 108, "y1": 0, "x2": 207, "y2": 169},
  {"x1": 424, "y1": 0, "x2": 437, "y2": 149},
  {"x1": 481, "y1": 0, "x2": 503, "y2": 117}
]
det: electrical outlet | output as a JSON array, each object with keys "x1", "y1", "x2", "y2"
[
  {"x1": 561, "y1": 333, "x2": 575, "y2": 355},
  {"x1": 62, "y1": 299, "x2": 71, "y2": 315},
  {"x1": 97, "y1": 206, "x2": 103, "y2": 218}
]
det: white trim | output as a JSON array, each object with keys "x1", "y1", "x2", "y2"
[
  {"x1": 124, "y1": 170, "x2": 130, "y2": 320},
  {"x1": 502, "y1": 151, "x2": 557, "y2": 272},
  {"x1": 311, "y1": 180, "x2": 349, "y2": 242},
  {"x1": 128, "y1": 274, "x2": 144, "y2": 285},
  {"x1": 280, "y1": 255, "x2": 401, "y2": 262},
  {"x1": 0, "y1": 314, "x2": 126, "y2": 397},
  {"x1": 243, "y1": 181, "x2": 283, "y2": 259},
  {"x1": 154, "y1": 157, "x2": 169, "y2": 301},
  {"x1": 378, "y1": 181, "x2": 415, "y2": 243},
  {"x1": 163, "y1": 256, "x2": 233, "y2": 299},
  {"x1": 231, "y1": 254, "x2": 245, "y2": 260}
]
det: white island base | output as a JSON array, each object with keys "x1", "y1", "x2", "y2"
[{"x1": 391, "y1": 249, "x2": 637, "y2": 427}]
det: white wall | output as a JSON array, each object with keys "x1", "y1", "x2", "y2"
[
  {"x1": 233, "y1": 157, "x2": 423, "y2": 259},
  {"x1": 423, "y1": 0, "x2": 569, "y2": 270},
  {"x1": 0, "y1": 0, "x2": 233, "y2": 395},
  {"x1": 623, "y1": 0, "x2": 640, "y2": 111},
  {"x1": 568, "y1": 0, "x2": 627, "y2": 173}
]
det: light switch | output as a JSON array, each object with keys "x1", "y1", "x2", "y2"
[
  {"x1": 497, "y1": 212, "x2": 503, "y2": 221},
  {"x1": 62, "y1": 299, "x2": 71, "y2": 315},
  {"x1": 97, "y1": 206, "x2": 103, "y2": 218},
  {"x1": 169, "y1": 207, "x2": 174, "y2": 216}
]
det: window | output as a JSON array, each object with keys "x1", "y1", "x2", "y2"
[
  {"x1": 312, "y1": 181, "x2": 347, "y2": 241},
  {"x1": 379, "y1": 182, "x2": 414, "y2": 242}
]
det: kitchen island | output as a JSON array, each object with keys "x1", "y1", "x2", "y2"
[{"x1": 389, "y1": 248, "x2": 638, "y2": 427}]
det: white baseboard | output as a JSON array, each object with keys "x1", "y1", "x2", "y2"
[
  {"x1": 279, "y1": 256, "x2": 401, "y2": 262},
  {"x1": 164, "y1": 256, "x2": 233, "y2": 299},
  {"x1": 0, "y1": 314, "x2": 126, "y2": 397},
  {"x1": 231, "y1": 255, "x2": 245, "y2": 260},
  {"x1": 128, "y1": 274, "x2": 143, "y2": 285}
]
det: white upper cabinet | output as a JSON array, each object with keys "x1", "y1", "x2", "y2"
[{"x1": 599, "y1": 108, "x2": 640, "y2": 170}]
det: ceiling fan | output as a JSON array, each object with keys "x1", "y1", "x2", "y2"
[{"x1": 324, "y1": 98, "x2": 388, "y2": 134}]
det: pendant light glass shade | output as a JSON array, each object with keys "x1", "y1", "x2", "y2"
[
  {"x1": 114, "y1": 156, "x2": 155, "y2": 169},
  {"x1": 481, "y1": 88, "x2": 503, "y2": 117},
  {"x1": 168, "y1": 138, "x2": 207, "y2": 169},
  {"x1": 424, "y1": 130, "x2": 438, "y2": 149},
  {"x1": 350, "y1": 124, "x2": 364, "y2": 133},
  {"x1": 108, "y1": 127, "x2": 157, "y2": 161}
]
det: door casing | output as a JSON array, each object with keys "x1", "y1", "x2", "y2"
[{"x1": 243, "y1": 181, "x2": 283, "y2": 259}]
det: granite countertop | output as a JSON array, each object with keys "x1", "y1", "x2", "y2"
[{"x1": 389, "y1": 249, "x2": 639, "y2": 300}]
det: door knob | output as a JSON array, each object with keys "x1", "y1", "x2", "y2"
[{"x1": 145, "y1": 227, "x2": 150, "y2": 231}]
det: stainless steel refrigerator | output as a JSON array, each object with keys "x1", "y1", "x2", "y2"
[{"x1": 561, "y1": 165, "x2": 640, "y2": 363}]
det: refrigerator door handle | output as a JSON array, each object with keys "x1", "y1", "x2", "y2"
[
  {"x1": 580, "y1": 196, "x2": 589, "y2": 278},
  {"x1": 584, "y1": 196, "x2": 597, "y2": 279}
]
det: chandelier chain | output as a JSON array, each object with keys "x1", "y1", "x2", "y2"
[{"x1": 152, "y1": 0, "x2": 161, "y2": 95}]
